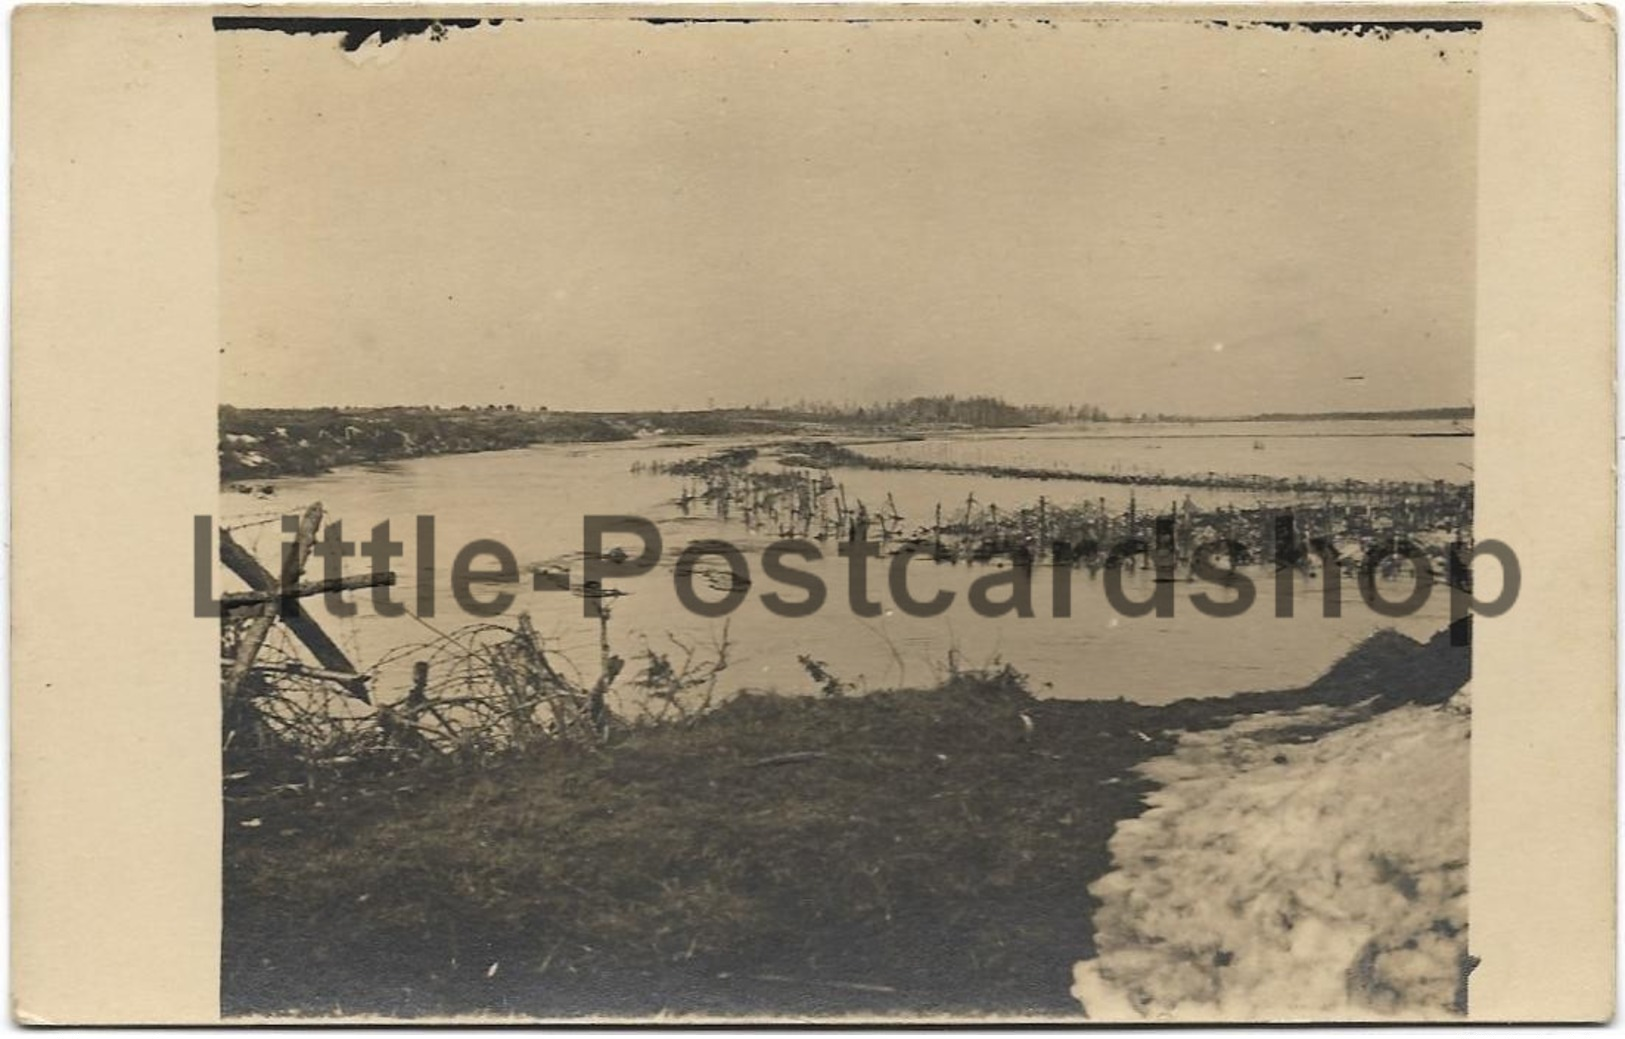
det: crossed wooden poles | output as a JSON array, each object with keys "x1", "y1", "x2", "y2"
[{"x1": 219, "y1": 502, "x2": 395, "y2": 703}]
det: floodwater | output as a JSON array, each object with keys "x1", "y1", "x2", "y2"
[
  {"x1": 218, "y1": 423, "x2": 1469, "y2": 707},
  {"x1": 856, "y1": 419, "x2": 1473, "y2": 486}
]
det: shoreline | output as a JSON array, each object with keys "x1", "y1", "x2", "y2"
[
  {"x1": 219, "y1": 407, "x2": 1473, "y2": 491},
  {"x1": 222, "y1": 623, "x2": 1468, "y2": 1019},
  {"x1": 218, "y1": 404, "x2": 1065, "y2": 483}
]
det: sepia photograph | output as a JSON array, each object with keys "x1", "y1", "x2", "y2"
[
  {"x1": 9, "y1": 0, "x2": 1617, "y2": 1024},
  {"x1": 204, "y1": 10, "x2": 1491, "y2": 1021}
]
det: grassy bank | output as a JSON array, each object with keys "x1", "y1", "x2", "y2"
[{"x1": 223, "y1": 626, "x2": 1467, "y2": 1020}]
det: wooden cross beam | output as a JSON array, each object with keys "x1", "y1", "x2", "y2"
[
  {"x1": 218, "y1": 502, "x2": 394, "y2": 703},
  {"x1": 220, "y1": 572, "x2": 397, "y2": 609}
]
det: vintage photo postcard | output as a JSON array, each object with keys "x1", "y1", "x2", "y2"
[{"x1": 11, "y1": 2, "x2": 1617, "y2": 1024}]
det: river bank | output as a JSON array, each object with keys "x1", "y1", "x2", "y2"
[
  {"x1": 218, "y1": 406, "x2": 1469, "y2": 487},
  {"x1": 219, "y1": 402, "x2": 1068, "y2": 483},
  {"x1": 222, "y1": 622, "x2": 1468, "y2": 1020},
  {"x1": 219, "y1": 406, "x2": 781, "y2": 482}
]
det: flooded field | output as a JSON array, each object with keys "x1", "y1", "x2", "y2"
[{"x1": 219, "y1": 422, "x2": 1468, "y2": 707}]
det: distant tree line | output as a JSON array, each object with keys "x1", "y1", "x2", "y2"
[{"x1": 778, "y1": 395, "x2": 1109, "y2": 427}]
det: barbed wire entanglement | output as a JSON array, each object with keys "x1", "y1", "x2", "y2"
[{"x1": 220, "y1": 505, "x2": 732, "y2": 782}]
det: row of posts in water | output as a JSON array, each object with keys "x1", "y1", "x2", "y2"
[{"x1": 629, "y1": 456, "x2": 1473, "y2": 574}]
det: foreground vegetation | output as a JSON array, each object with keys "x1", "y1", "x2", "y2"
[{"x1": 223, "y1": 624, "x2": 1468, "y2": 1019}]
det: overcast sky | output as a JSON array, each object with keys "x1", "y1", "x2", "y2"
[{"x1": 218, "y1": 18, "x2": 1477, "y2": 416}]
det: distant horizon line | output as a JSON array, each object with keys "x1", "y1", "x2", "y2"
[{"x1": 219, "y1": 401, "x2": 1476, "y2": 423}]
